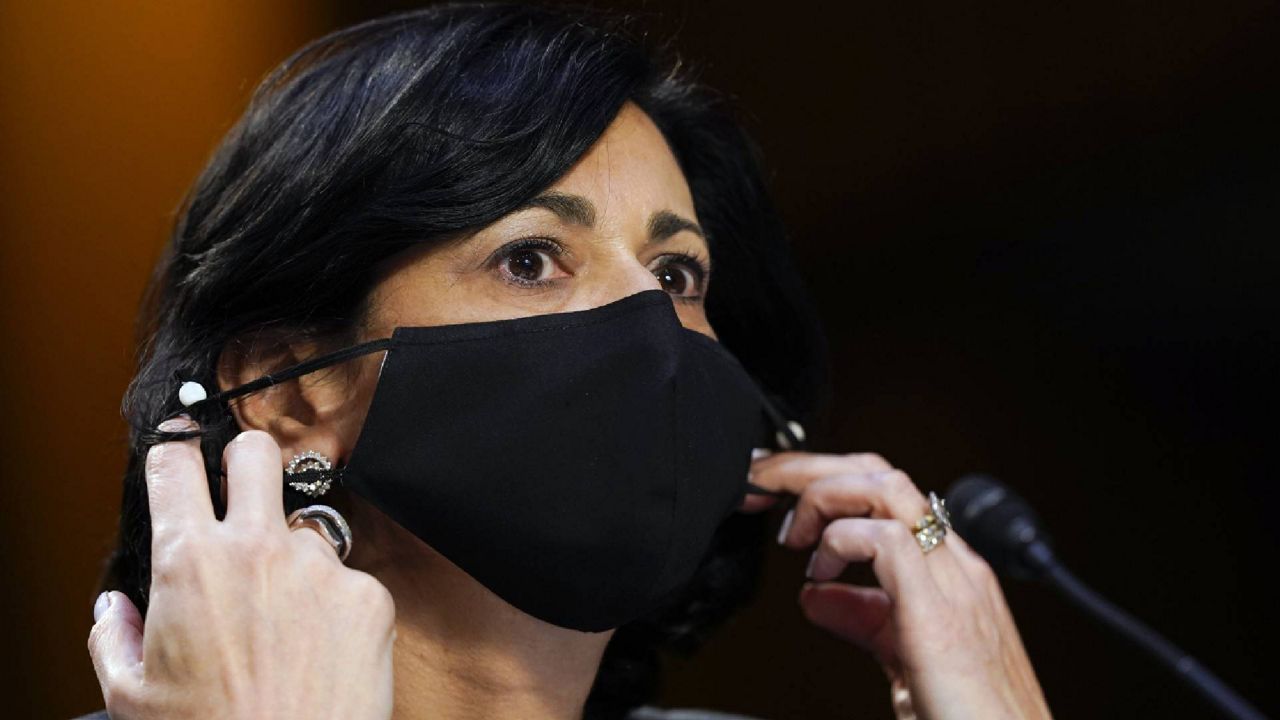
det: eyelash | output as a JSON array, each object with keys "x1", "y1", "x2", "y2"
[
  {"x1": 657, "y1": 251, "x2": 712, "y2": 301},
  {"x1": 489, "y1": 237, "x2": 712, "y2": 301}
]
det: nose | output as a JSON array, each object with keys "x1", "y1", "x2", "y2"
[
  {"x1": 586, "y1": 252, "x2": 665, "y2": 309},
  {"x1": 581, "y1": 249, "x2": 717, "y2": 339}
]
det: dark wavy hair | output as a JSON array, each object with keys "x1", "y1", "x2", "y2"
[{"x1": 99, "y1": 3, "x2": 830, "y2": 717}]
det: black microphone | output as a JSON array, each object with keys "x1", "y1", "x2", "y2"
[{"x1": 946, "y1": 474, "x2": 1269, "y2": 720}]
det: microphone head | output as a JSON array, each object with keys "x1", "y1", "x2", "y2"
[{"x1": 945, "y1": 474, "x2": 1054, "y2": 579}]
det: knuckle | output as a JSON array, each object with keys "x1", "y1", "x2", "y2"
[
  {"x1": 879, "y1": 519, "x2": 914, "y2": 550},
  {"x1": 151, "y1": 534, "x2": 194, "y2": 578},
  {"x1": 968, "y1": 554, "x2": 998, "y2": 584},
  {"x1": 882, "y1": 469, "x2": 914, "y2": 495},
  {"x1": 803, "y1": 476, "x2": 840, "y2": 510},
  {"x1": 371, "y1": 584, "x2": 396, "y2": 622},
  {"x1": 852, "y1": 452, "x2": 891, "y2": 470},
  {"x1": 818, "y1": 521, "x2": 844, "y2": 552},
  {"x1": 820, "y1": 518, "x2": 861, "y2": 556},
  {"x1": 289, "y1": 530, "x2": 332, "y2": 565},
  {"x1": 228, "y1": 429, "x2": 279, "y2": 456},
  {"x1": 949, "y1": 535, "x2": 996, "y2": 579},
  {"x1": 807, "y1": 473, "x2": 868, "y2": 513},
  {"x1": 103, "y1": 679, "x2": 142, "y2": 714},
  {"x1": 350, "y1": 573, "x2": 395, "y2": 613},
  {"x1": 225, "y1": 526, "x2": 276, "y2": 558},
  {"x1": 359, "y1": 572, "x2": 390, "y2": 599}
]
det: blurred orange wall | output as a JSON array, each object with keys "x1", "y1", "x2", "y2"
[{"x1": 0, "y1": 3, "x2": 330, "y2": 715}]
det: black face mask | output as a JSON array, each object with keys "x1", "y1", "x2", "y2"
[{"x1": 178, "y1": 289, "x2": 803, "y2": 632}]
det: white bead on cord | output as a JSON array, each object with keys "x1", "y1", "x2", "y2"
[
  {"x1": 178, "y1": 381, "x2": 208, "y2": 407},
  {"x1": 787, "y1": 420, "x2": 806, "y2": 443},
  {"x1": 774, "y1": 420, "x2": 807, "y2": 450}
]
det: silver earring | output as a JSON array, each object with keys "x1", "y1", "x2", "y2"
[{"x1": 285, "y1": 450, "x2": 335, "y2": 498}]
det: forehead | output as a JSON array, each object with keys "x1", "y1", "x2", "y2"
[{"x1": 544, "y1": 102, "x2": 697, "y2": 223}]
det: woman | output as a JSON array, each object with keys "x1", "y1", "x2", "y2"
[{"x1": 83, "y1": 4, "x2": 1052, "y2": 718}]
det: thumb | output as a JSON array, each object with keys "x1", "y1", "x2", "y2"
[
  {"x1": 799, "y1": 582, "x2": 900, "y2": 672},
  {"x1": 87, "y1": 591, "x2": 144, "y2": 703}
]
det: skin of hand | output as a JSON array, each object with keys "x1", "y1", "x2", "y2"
[
  {"x1": 87, "y1": 416, "x2": 396, "y2": 719},
  {"x1": 745, "y1": 451, "x2": 1053, "y2": 720}
]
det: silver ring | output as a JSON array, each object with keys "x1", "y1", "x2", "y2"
[
  {"x1": 287, "y1": 504, "x2": 352, "y2": 562},
  {"x1": 911, "y1": 491, "x2": 952, "y2": 554}
]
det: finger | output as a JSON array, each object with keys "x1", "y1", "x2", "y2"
[
  {"x1": 748, "y1": 452, "x2": 896, "y2": 498},
  {"x1": 807, "y1": 517, "x2": 940, "y2": 610},
  {"x1": 751, "y1": 450, "x2": 892, "y2": 479},
  {"x1": 751, "y1": 450, "x2": 892, "y2": 477},
  {"x1": 145, "y1": 416, "x2": 214, "y2": 540},
  {"x1": 798, "y1": 581, "x2": 900, "y2": 671},
  {"x1": 941, "y1": 530, "x2": 990, "y2": 577},
  {"x1": 739, "y1": 447, "x2": 784, "y2": 513},
  {"x1": 942, "y1": 531, "x2": 1007, "y2": 612},
  {"x1": 288, "y1": 523, "x2": 347, "y2": 566},
  {"x1": 87, "y1": 591, "x2": 143, "y2": 707},
  {"x1": 222, "y1": 430, "x2": 285, "y2": 526},
  {"x1": 778, "y1": 470, "x2": 931, "y2": 548},
  {"x1": 864, "y1": 473, "x2": 980, "y2": 596},
  {"x1": 738, "y1": 492, "x2": 782, "y2": 513},
  {"x1": 783, "y1": 469, "x2": 978, "y2": 600}
]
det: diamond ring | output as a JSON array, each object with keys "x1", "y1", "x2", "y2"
[{"x1": 912, "y1": 491, "x2": 952, "y2": 554}]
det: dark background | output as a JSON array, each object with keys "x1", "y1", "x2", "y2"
[{"x1": 2, "y1": 1, "x2": 1276, "y2": 718}]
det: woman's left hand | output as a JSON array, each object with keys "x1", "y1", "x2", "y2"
[{"x1": 744, "y1": 450, "x2": 1053, "y2": 720}]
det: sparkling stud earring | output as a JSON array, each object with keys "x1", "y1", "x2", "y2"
[{"x1": 285, "y1": 450, "x2": 336, "y2": 498}]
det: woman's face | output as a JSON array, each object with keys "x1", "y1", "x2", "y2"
[
  {"x1": 220, "y1": 101, "x2": 721, "y2": 628},
  {"x1": 361, "y1": 100, "x2": 715, "y2": 341},
  {"x1": 225, "y1": 100, "x2": 718, "y2": 508}
]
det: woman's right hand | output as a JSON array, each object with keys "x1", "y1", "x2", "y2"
[
  {"x1": 87, "y1": 417, "x2": 396, "y2": 719},
  {"x1": 752, "y1": 450, "x2": 1052, "y2": 720}
]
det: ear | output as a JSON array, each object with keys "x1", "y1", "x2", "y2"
[{"x1": 215, "y1": 335, "x2": 356, "y2": 468}]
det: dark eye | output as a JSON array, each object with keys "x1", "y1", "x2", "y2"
[
  {"x1": 652, "y1": 255, "x2": 707, "y2": 299},
  {"x1": 502, "y1": 248, "x2": 556, "y2": 284}
]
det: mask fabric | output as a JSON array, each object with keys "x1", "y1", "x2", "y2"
[{"x1": 183, "y1": 289, "x2": 799, "y2": 632}]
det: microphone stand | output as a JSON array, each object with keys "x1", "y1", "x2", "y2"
[{"x1": 1024, "y1": 542, "x2": 1269, "y2": 720}]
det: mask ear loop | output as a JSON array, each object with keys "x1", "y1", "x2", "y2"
[
  {"x1": 743, "y1": 382, "x2": 807, "y2": 499},
  {"x1": 760, "y1": 392, "x2": 807, "y2": 451},
  {"x1": 163, "y1": 336, "x2": 399, "y2": 423},
  {"x1": 142, "y1": 336, "x2": 401, "y2": 506}
]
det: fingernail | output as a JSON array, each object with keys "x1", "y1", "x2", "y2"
[
  {"x1": 92, "y1": 592, "x2": 111, "y2": 623},
  {"x1": 776, "y1": 508, "x2": 795, "y2": 545},
  {"x1": 158, "y1": 413, "x2": 197, "y2": 433},
  {"x1": 804, "y1": 551, "x2": 818, "y2": 580},
  {"x1": 751, "y1": 447, "x2": 772, "y2": 461}
]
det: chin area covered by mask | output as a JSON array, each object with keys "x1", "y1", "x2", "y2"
[{"x1": 173, "y1": 289, "x2": 805, "y2": 632}]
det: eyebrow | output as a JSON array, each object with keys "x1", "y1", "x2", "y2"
[{"x1": 514, "y1": 191, "x2": 706, "y2": 244}]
